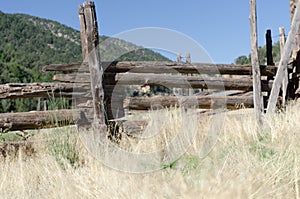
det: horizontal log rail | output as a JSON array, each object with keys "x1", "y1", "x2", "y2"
[
  {"x1": 115, "y1": 73, "x2": 272, "y2": 91},
  {"x1": 0, "y1": 89, "x2": 258, "y2": 132},
  {"x1": 0, "y1": 83, "x2": 90, "y2": 99},
  {"x1": 52, "y1": 73, "x2": 117, "y2": 84},
  {"x1": 42, "y1": 61, "x2": 277, "y2": 76},
  {"x1": 52, "y1": 73, "x2": 273, "y2": 91},
  {"x1": 0, "y1": 109, "x2": 91, "y2": 131},
  {"x1": 53, "y1": 73, "x2": 90, "y2": 83},
  {"x1": 124, "y1": 95, "x2": 254, "y2": 110}
]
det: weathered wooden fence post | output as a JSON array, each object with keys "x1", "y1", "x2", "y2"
[
  {"x1": 79, "y1": 6, "x2": 88, "y2": 59},
  {"x1": 267, "y1": 0, "x2": 300, "y2": 113},
  {"x1": 186, "y1": 53, "x2": 191, "y2": 64},
  {"x1": 279, "y1": 27, "x2": 288, "y2": 107},
  {"x1": 79, "y1": 2, "x2": 106, "y2": 134},
  {"x1": 177, "y1": 53, "x2": 181, "y2": 63},
  {"x1": 103, "y1": 74, "x2": 125, "y2": 120},
  {"x1": 250, "y1": 0, "x2": 264, "y2": 126},
  {"x1": 266, "y1": 29, "x2": 274, "y2": 66},
  {"x1": 290, "y1": 0, "x2": 300, "y2": 60},
  {"x1": 290, "y1": 0, "x2": 300, "y2": 101},
  {"x1": 174, "y1": 53, "x2": 183, "y2": 96},
  {"x1": 186, "y1": 54, "x2": 194, "y2": 96},
  {"x1": 265, "y1": 29, "x2": 274, "y2": 108}
]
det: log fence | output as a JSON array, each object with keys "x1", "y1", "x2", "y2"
[{"x1": 0, "y1": 1, "x2": 299, "y2": 135}]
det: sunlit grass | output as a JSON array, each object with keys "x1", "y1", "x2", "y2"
[{"x1": 0, "y1": 102, "x2": 299, "y2": 198}]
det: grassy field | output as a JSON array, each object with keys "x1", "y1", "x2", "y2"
[{"x1": 0, "y1": 102, "x2": 299, "y2": 198}]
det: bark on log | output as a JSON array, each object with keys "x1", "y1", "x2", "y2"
[
  {"x1": 0, "y1": 109, "x2": 91, "y2": 131},
  {"x1": 122, "y1": 120, "x2": 149, "y2": 135},
  {"x1": 124, "y1": 95, "x2": 254, "y2": 110},
  {"x1": 52, "y1": 73, "x2": 117, "y2": 84},
  {"x1": 42, "y1": 61, "x2": 277, "y2": 76},
  {"x1": 52, "y1": 73, "x2": 91, "y2": 83},
  {"x1": 0, "y1": 83, "x2": 90, "y2": 99},
  {"x1": 50, "y1": 73, "x2": 273, "y2": 91},
  {"x1": 115, "y1": 73, "x2": 269, "y2": 91},
  {"x1": 42, "y1": 62, "x2": 88, "y2": 72}
]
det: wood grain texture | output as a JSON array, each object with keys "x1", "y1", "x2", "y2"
[
  {"x1": 125, "y1": 95, "x2": 254, "y2": 110},
  {"x1": 0, "y1": 83, "x2": 90, "y2": 99},
  {"x1": 250, "y1": 0, "x2": 264, "y2": 126},
  {"x1": 42, "y1": 61, "x2": 277, "y2": 76},
  {"x1": 0, "y1": 109, "x2": 91, "y2": 131}
]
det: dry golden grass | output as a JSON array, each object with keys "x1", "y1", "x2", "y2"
[{"x1": 0, "y1": 102, "x2": 300, "y2": 198}]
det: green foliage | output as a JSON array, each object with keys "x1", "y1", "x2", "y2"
[
  {"x1": 0, "y1": 12, "x2": 82, "y2": 113},
  {"x1": 234, "y1": 42, "x2": 281, "y2": 65},
  {"x1": 161, "y1": 155, "x2": 201, "y2": 174},
  {"x1": 0, "y1": 131, "x2": 35, "y2": 142},
  {"x1": 0, "y1": 132, "x2": 21, "y2": 142},
  {"x1": 0, "y1": 11, "x2": 170, "y2": 113},
  {"x1": 234, "y1": 55, "x2": 251, "y2": 65},
  {"x1": 180, "y1": 155, "x2": 200, "y2": 174},
  {"x1": 249, "y1": 136, "x2": 275, "y2": 161},
  {"x1": 47, "y1": 95, "x2": 70, "y2": 111},
  {"x1": 48, "y1": 130, "x2": 81, "y2": 168},
  {"x1": 162, "y1": 158, "x2": 179, "y2": 169}
]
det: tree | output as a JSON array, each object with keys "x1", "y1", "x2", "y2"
[
  {"x1": 234, "y1": 55, "x2": 250, "y2": 64},
  {"x1": 234, "y1": 42, "x2": 281, "y2": 65}
]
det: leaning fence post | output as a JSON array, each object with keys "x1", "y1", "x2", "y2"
[
  {"x1": 80, "y1": 2, "x2": 106, "y2": 134},
  {"x1": 279, "y1": 27, "x2": 288, "y2": 107},
  {"x1": 250, "y1": 0, "x2": 264, "y2": 127},
  {"x1": 290, "y1": 0, "x2": 300, "y2": 60},
  {"x1": 267, "y1": 0, "x2": 300, "y2": 113},
  {"x1": 265, "y1": 29, "x2": 274, "y2": 108}
]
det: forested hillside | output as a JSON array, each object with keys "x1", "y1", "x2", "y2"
[{"x1": 0, "y1": 11, "x2": 169, "y2": 112}]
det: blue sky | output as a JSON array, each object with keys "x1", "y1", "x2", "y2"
[{"x1": 1, "y1": 0, "x2": 291, "y2": 63}]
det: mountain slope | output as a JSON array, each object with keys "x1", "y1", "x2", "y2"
[
  {"x1": 0, "y1": 11, "x2": 169, "y2": 83},
  {"x1": 0, "y1": 11, "x2": 170, "y2": 112}
]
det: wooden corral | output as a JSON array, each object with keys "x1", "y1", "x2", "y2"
[{"x1": 0, "y1": 1, "x2": 299, "y2": 136}]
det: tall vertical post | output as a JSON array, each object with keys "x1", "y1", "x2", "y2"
[
  {"x1": 267, "y1": 0, "x2": 300, "y2": 113},
  {"x1": 291, "y1": 0, "x2": 300, "y2": 100},
  {"x1": 265, "y1": 29, "x2": 274, "y2": 109},
  {"x1": 186, "y1": 54, "x2": 194, "y2": 96},
  {"x1": 250, "y1": 0, "x2": 264, "y2": 126},
  {"x1": 79, "y1": 2, "x2": 106, "y2": 134},
  {"x1": 266, "y1": 29, "x2": 274, "y2": 66},
  {"x1": 177, "y1": 53, "x2": 181, "y2": 63},
  {"x1": 185, "y1": 53, "x2": 191, "y2": 64},
  {"x1": 173, "y1": 53, "x2": 183, "y2": 96},
  {"x1": 290, "y1": 0, "x2": 300, "y2": 60},
  {"x1": 78, "y1": 6, "x2": 88, "y2": 59},
  {"x1": 279, "y1": 27, "x2": 288, "y2": 107}
]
